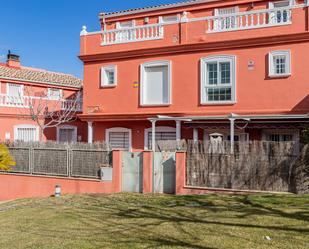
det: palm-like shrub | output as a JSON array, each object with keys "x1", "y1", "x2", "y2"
[{"x1": 0, "y1": 144, "x2": 16, "y2": 171}]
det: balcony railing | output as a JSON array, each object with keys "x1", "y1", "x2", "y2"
[
  {"x1": 61, "y1": 99, "x2": 83, "y2": 112},
  {"x1": 207, "y1": 6, "x2": 292, "y2": 33},
  {"x1": 0, "y1": 94, "x2": 33, "y2": 108},
  {"x1": 101, "y1": 23, "x2": 164, "y2": 46},
  {"x1": 0, "y1": 94, "x2": 83, "y2": 112}
]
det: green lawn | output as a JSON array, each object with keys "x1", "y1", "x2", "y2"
[{"x1": 0, "y1": 193, "x2": 308, "y2": 249}]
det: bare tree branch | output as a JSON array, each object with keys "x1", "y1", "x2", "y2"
[{"x1": 19, "y1": 86, "x2": 82, "y2": 140}]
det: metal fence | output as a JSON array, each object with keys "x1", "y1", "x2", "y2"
[{"x1": 3, "y1": 142, "x2": 112, "y2": 179}]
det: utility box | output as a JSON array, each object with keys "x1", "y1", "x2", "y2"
[{"x1": 100, "y1": 167, "x2": 113, "y2": 181}]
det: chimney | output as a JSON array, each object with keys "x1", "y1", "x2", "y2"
[{"x1": 7, "y1": 50, "x2": 21, "y2": 68}]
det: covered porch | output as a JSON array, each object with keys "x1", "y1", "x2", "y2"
[{"x1": 148, "y1": 113, "x2": 309, "y2": 153}]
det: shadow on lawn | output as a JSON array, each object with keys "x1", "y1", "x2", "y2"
[
  {"x1": 236, "y1": 196, "x2": 309, "y2": 222},
  {"x1": 14, "y1": 194, "x2": 309, "y2": 248}
]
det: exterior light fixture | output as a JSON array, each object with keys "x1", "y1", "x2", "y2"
[{"x1": 55, "y1": 185, "x2": 61, "y2": 197}]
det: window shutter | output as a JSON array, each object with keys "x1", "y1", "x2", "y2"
[
  {"x1": 143, "y1": 65, "x2": 169, "y2": 105},
  {"x1": 109, "y1": 132, "x2": 130, "y2": 150},
  {"x1": 100, "y1": 67, "x2": 105, "y2": 86},
  {"x1": 59, "y1": 128, "x2": 75, "y2": 142},
  {"x1": 16, "y1": 127, "x2": 38, "y2": 142},
  {"x1": 148, "y1": 131, "x2": 176, "y2": 149}
]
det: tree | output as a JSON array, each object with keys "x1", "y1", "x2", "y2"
[
  {"x1": 0, "y1": 144, "x2": 15, "y2": 171},
  {"x1": 20, "y1": 86, "x2": 82, "y2": 140}
]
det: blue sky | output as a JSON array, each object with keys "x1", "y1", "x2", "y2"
[{"x1": 0, "y1": 0, "x2": 178, "y2": 79}]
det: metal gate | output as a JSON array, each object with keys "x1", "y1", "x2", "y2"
[
  {"x1": 122, "y1": 152, "x2": 143, "y2": 193},
  {"x1": 153, "y1": 152, "x2": 176, "y2": 194}
]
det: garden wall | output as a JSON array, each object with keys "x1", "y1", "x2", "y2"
[{"x1": 0, "y1": 150, "x2": 122, "y2": 201}]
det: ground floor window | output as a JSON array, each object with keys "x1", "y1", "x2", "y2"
[
  {"x1": 145, "y1": 127, "x2": 176, "y2": 150},
  {"x1": 262, "y1": 129, "x2": 298, "y2": 142},
  {"x1": 14, "y1": 124, "x2": 39, "y2": 142},
  {"x1": 57, "y1": 125, "x2": 77, "y2": 143},
  {"x1": 106, "y1": 127, "x2": 131, "y2": 151}
]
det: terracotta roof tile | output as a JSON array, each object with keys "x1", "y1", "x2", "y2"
[
  {"x1": 0, "y1": 65, "x2": 82, "y2": 88},
  {"x1": 101, "y1": 0, "x2": 215, "y2": 18}
]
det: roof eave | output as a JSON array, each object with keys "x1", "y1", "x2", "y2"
[
  {"x1": 0, "y1": 76, "x2": 82, "y2": 89},
  {"x1": 99, "y1": 0, "x2": 219, "y2": 19}
]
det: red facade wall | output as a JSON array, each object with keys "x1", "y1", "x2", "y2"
[{"x1": 83, "y1": 42, "x2": 309, "y2": 117}]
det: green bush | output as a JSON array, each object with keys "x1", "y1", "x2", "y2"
[{"x1": 0, "y1": 144, "x2": 16, "y2": 171}]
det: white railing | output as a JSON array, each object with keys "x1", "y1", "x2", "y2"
[
  {"x1": 61, "y1": 99, "x2": 83, "y2": 112},
  {"x1": 101, "y1": 23, "x2": 164, "y2": 46},
  {"x1": 0, "y1": 94, "x2": 33, "y2": 108},
  {"x1": 0, "y1": 94, "x2": 83, "y2": 112},
  {"x1": 207, "y1": 6, "x2": 292, "y2": 33}
]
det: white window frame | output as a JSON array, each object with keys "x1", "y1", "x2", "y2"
[
  {"x1": 106, "y1": 127, "x2": 132, "y2": 151},
  {"x1": 116, "y1": 20, "x2": 136, "y2": 29},
  {"x1": 57, "y1": 125, "x2": 77, "y2": 143},
  {"x1": 200, "y1": 55, "x2": 236, "y2": 105},
  {"x1": 159, "y1": 14, "x2": 180, "y2": 24},
  {"x1": 144, "y1": 126, "x2": 176, "y2": 150},
  {"x1": 7, "y1": 83, "x2": 23, "y2": 96},
  {"x1": 100, "y1": 65, "x2": 117, "y2": 87},
  {"x1": 268, "y1": 0, "x2": 293, "y2": 25},
  {"x1": 269, "y1": 0, "x2": 294, "y2": 9},
  {"x1": 140, "y1": 60, "x2": 172, "y2": 106},
  {"x1": 14, "y1": 124, "x2": 39, "y2": 142},
  {"x1": 268, "y1": 50, "x2": 291, "y2": 77},
  {"x1": 214, "y1": 6, "x2": 239, "y2": 31},
  {"x1": 47, "y1": 88, "x2": 62, "y2": 100}
]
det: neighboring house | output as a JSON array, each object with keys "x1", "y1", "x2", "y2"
[
  {"x1": 0, "y1": 52, "x2": 86, "y2": 143},
  {"x1": 79, "y1": 0, "x2": 309, "y2": 151}
]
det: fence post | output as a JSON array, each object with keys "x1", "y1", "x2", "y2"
[
  {"x1": 142, "y1": 150, "x2": 153, "y2": 194},
  {"x1": 112, "y1": 150, "x2": 122, "y2": 193},
  {"x1": 67, "y1": 148, "x2": 71, "y2": 178},
  {"x1": 175, "y1": 151, "x2": 187, "y2": 195},
  {"x1": 29, "y1": 147, "x2": 33, "y2": 175}
]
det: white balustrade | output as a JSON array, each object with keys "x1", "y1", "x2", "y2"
[
  {"x1": 101, "y1": 23, "x2": 164, "y2": 45},
  {"x1": 207, "y1": 6, "x2": 292, "y2": 33},
  {"x1": 61, "y1": 99, "x2": 83, "y2": 112},
  {"x1": 0, "y1": 94, "x2": 33, "y2": 108},
  {"x1": 0, "y1": 94, "x2": 82, "y2": 112}
]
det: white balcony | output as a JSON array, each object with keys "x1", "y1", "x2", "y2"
[
  {"x1": 0, "y1": 94, "x2": 82, "y2": 112},
  {"x1": 207, "y1": 6, "x2": 292, "y2": 33},
  {"x1": 101, "y1": 23, "x2": 164, "y2": 46}
]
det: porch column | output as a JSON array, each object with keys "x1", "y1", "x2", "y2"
[
  {"x1": 193, "y1": 128, "x2": 198, "y2": 142},
  {"x1": 229, "y1": 118, "x2": 235, "y2": 154},
  {"x1": 87, "y1": 121, "x2": 93, "y2": 144},
  {"x1": 151, "y1": 120, "x2": 156, "y2": 152},
  {"x1": 176, "y1": 120, "x2": 181, "y2": 148}
]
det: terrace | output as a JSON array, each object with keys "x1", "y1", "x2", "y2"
[
  {"x1": 0, "y1": 94, "x2": 83, "y2": 112},
  {"x1": 81, "y1": 3, "x2": 306, "y2": 49}
]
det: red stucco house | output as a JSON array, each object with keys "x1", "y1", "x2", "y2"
[
  {"x1": 79, "y1": 0, "x2": 309, "y2": 151},
  {"x1": 0, "y1": 52, "x2": 86, "y2": 142}
]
